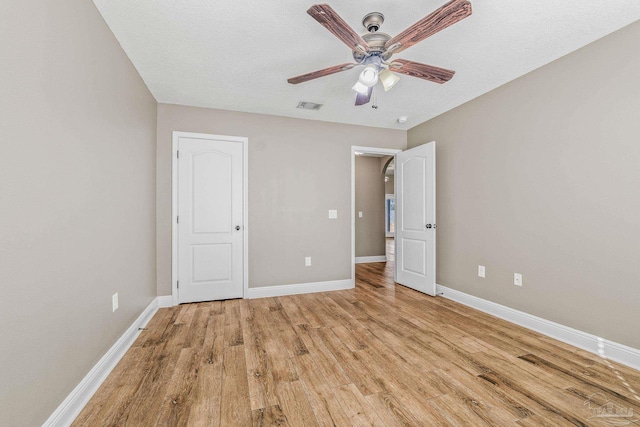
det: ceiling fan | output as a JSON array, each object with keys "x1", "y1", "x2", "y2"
[{"x1": 287, "y1": 0, "x2": 472, "y2": 106}]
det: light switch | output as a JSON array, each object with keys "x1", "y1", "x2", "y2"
[
  {"x1": 358, "y1": 211, "x2": 363, "y2": 218},
  {"x1": 478, "y1": 265, "x2": 485, "y2": 278},
  {"x1": 328, "y1": 210, "x2": 338, "y2": 219}
]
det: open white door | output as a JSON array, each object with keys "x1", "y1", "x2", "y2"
[
  {"x1": 176, "y1": 133, "x2": 245, "y2": 303},
  {"x1": 395, "y1": 142, "x2": 436, "y2": 296}
]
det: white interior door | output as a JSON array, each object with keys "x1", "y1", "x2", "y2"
[
  {"x1": 177, "y1": 135, "x2": 244, "y2": 303},
  {"x1": 395, "y1": 142, "x2": 436, "y2": 296}
]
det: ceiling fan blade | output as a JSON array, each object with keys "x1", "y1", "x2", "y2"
[
  {"x1": 391, "y1": 59, "x2": 455, "y2": 84},
  {"x1": 287, "y1": 63, "x2": 356, "y2": 84},
  {"x1": 308, "y1": 4, "x2": 370, "y2": 54},
  {"x1": 355, "y1": 86, "x2": 373, "y2": 106},
  {"x1": 385, "y1": 0, "x2": 472, "y2": 54}
]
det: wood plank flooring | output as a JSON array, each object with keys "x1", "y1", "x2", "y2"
[{"x1": 73, "y1": 262, "x2": 640, "y2": 426}]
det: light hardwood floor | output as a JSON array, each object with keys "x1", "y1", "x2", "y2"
[{"x1": 74, "y1": 262, "x2": 640, "y2": 426}]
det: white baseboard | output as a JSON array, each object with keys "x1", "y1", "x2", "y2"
[
  {"x1": 355, "y1": 256, "x2": 388, "y2": 264},
  {"x1": 43, "y1": 297, "x2": 162, "y2": 427},
  {"x1": 436, "y1": 284, "x2": 640, "y2": 371},
  {"x1": 246, "y1": 279, "x2": 354, "y2": 299},
  {"x1": 156, "y1": 295, "x2": 174, "y2": 307}
]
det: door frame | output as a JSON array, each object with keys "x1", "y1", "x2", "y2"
[
  {"x1": 171, "y1": 131, "x2": 249, "y2": 306},
  {"x1": 351, "y1": 146, "x2": 402, "y2": 283}
]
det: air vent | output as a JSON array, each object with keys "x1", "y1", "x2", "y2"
[{"x1": 297, "y1": 102, "x2": 323, "y2": 111}]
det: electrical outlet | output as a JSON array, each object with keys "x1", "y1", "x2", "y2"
[
  {"x1": 328, "y1": 210, "x2": 338, "y2": 219},
  {"x1": 358, "y1": 211, "x2": 363, "y2": 218},
  {"x1": 305, "y1": 257, "x2": 312, "y2": 266},
  {"x1": 514, "y1": 273, "x2": 523, "y2": 286},
  {"x1": 478, "y1": 265, "x2": 485, "y2": 278},
  {"x1": 112, "y1": 293, "x2": 119, "y2": 312}
]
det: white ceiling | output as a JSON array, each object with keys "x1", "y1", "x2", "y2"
[{"x1": 93, "y1": 1, "x2": 640, "y2": 130}]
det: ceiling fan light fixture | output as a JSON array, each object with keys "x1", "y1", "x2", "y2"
[
  {"x1": 358, "y1": 65, "x2": 379, "y2": 87},
  {"x1": 379, "y1": 69, "x2": 400, "y2": 91},
  {"x1": 352, "y1": 81, "x2": 370, "y2": 95}
]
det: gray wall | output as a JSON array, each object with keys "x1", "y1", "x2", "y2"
[
  {"x1": 408, "y1": 22, "x2": 640, "y2": 349},
  {"x1": 385, "y1": 175, "x2": 395, "y2": 195},
  {"x1": 355, "y1": 156, "x2": 386, "y2": 258},
  {"x1": 0, "y1": 1, "x2": 157, "y2": 425},
  {"x1": 157, "y1": 104, "x2": 406, "y2": 292}
]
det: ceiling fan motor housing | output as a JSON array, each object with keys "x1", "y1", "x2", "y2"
[{"x1": 353, "y1": 32, "x2": 392, "y2": 62}]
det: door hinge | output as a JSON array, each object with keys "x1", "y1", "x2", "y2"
[
  {"x1": 177, "y1": 281, "x2": 179, "y2": 289},
  {"x1": 176, "y1": 215, "x2": 179, "y2": 224},
  {"x1": 177, "y1": 151, "x2": 180, "y2": 159}
]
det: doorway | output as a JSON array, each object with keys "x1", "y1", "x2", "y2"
[
  {"x1": 172, "y1": 132, "x2": 248, "y2": 305},
  {"x1": 351, "y1": 143, "x2": 436, "y2": 296},
  {"x1": 351, "y1": 146, "x2": 401, "y2": 281}
]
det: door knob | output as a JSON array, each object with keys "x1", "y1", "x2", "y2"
[
  {"x1": 235, "y1": 225, "x2": 241, "y2": 231},
  {"x1": 426, "y1": 224, "x2": 432, "y2": 229}
]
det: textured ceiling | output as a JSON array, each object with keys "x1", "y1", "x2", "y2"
[{"x1": 93, "y1": 1, "x2": 640, "y2": 130}]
